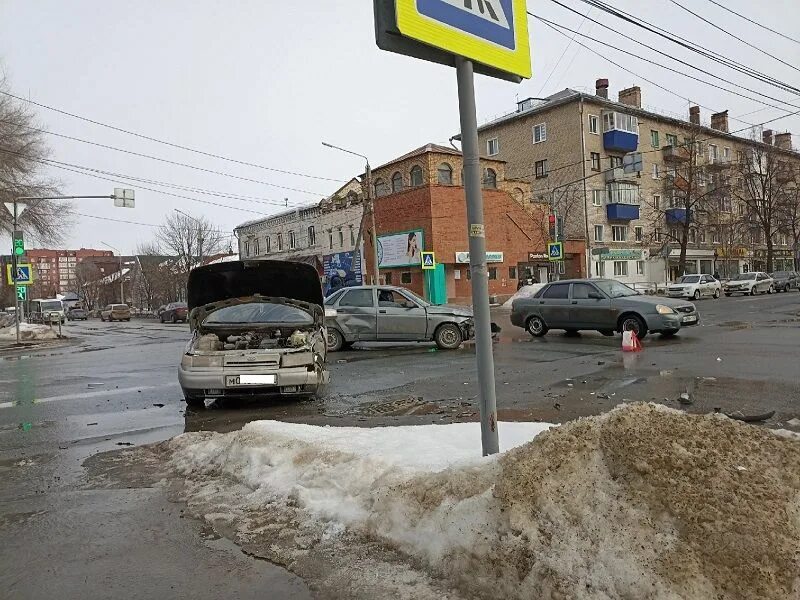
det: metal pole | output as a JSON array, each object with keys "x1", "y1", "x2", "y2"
[
  {"x1": 366, "y1": 162, "x2": 380, "y2": 284},
  {"x1": 119, "y1": 255, "x2": 124, "y2": 304},
  {"x1": 12, "y1": 200, "x2": 20, "y2": 345},
  {"x1": 455, "y1": 56, "x2": 499, "y2": 456}
]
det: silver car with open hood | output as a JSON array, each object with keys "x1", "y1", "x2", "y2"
[{"x1": 178, "y1": 260, "x2": 329, "y2": 406}]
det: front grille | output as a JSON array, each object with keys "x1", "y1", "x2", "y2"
[
  {"x1": 223, "y1": 354, "x2": 280, "y2": 368},
  {"x1": 668, "y1": 287, "x2": 684, "y2": 293},
  {"x1": 675, "y1": 305, "x2": 694, "y2": 314}
]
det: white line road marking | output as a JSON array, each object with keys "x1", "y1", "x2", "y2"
[{"x1": 0, "y1": 384, "x2": 178, "y2": 409}]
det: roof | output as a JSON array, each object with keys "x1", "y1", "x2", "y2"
[{"x1": 235, "y1": 202, "x2": 320, "y2": 232}]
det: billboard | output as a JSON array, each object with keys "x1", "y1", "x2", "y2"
[
  {"x1": 377, "y1": 229, "x2": 425, "y2": 268},
  {"x1": 323, "y1": 251, "x2": 363, "y2": 296}
]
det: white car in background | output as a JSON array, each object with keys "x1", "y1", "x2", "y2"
[
  {"x1": 667, "y1": 274, "x2": 721, "y2": 300},
  {"x1": 723, "y1": 272, "x2": 774, "y2": 296}
]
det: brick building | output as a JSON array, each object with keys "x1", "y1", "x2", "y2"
[
  {"x1": 473, "y1": 80, "x2": 800, "y2": 283},
  {"x1": 26, "y1": 248, "x2": 113, "y2": 296}
]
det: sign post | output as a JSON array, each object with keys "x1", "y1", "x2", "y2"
[{"x1": 375, "y1": 0, "x2": 531, "y2": 456}]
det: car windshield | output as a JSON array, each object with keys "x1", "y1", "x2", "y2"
[
  {"x1": 771, "y1": 272, "x2": 789, "y2": 278},
  {"x1": 677, "y1": 275, "x2": 701, "y2": 283},
  {"x1": 204, "y1": 302, "x2": 313, "y2": 325},
  {"x1": 40, "y1": 301, "x2": 62, "y2": 311},
  {"x1": 400, "y1": 289, "x2": 430, "y2": 307},
  {"x1": 112, "y1": 305, "x2": 129, "y2": 310},
  {"x1": 733, "y1": 273, "x2": 756, "y2": 281},
  {"x1": 593, "y1": 280, "x2": 639, "y2": 298}
]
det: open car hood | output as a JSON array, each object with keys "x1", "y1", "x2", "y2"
[
  {"x1": 189, "y1": 295, "x2": 322, "y2": 332},
  {"x1": 187, "y1": 260, "x2": 324, "y2": 310}
]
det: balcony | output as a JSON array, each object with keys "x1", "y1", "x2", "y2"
[
  {"x1": 705, "y1": 156, "x2": 731, "y2": 171},
  {"x1": 665, "y1": 173, "x2": 689, "y2": 193},
  {"x1": 665, "y1": 208, "x2": 689, "y2": 224},
  {"x1": 603, "y1": 130, "x2": 638, "y2": 153},
  {"x1": 662, "y1": 145, "x2": 690, "y2": 163},
  {"x1": 776, "y1": 162, "x2": 796, "y2": 183},
  {"x1": 604, "y1": 167, "x2": 638, "y2": 183},
  {"x1": 607, "y1": 203, "x2": 640, "y2": 221}
]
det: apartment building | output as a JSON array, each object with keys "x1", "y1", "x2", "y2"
[
  {"x1": 475, "y1": 79, "x2": 800, "y2": 283},
  {"x1": 26, "y1": 248, "x2": 113, "y2": 296}
]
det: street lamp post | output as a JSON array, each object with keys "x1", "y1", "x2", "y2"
[
  {"x1": 4, "y1": 190, "x2": 134, "y2": 345},
  {"x1": 100, "y1": 242, "x2": 124, "y2": 304},
  {"x1": 322, "y1": 142, "x2": 380, "y2": 285}
]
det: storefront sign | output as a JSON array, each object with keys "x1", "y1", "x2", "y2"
[
  {"x1": 598, "y1": 249, "x2": 643, "y2": 261},
  {"x1": 455, "y1": 251, "x2": 503, "y2": 263},
  {"x1": 377, "y1": 229, "x2": 425, "y2": 268},
  {"x1": 716, "y1": 247, "x2": 748, "y2": 258},
  {"x1": 527, "y1": 252, "x2": 548, "y2": 260}
]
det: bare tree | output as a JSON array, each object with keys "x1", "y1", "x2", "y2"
[
  {"x1": 778, "y1": 183, "x2": 800, "y2": 270},
  {"x1": 155, "y1": 212, "x2": 225, "y2": 275},
  {"x1": 74, "y1": 261, "x2": 103, "y2": 310},
  {"x1": 135, "y1": 242, "x2": 176, "y2": 309},
  {"x1": 0, "y1": 74, "x2": 73, "y2": 243}
]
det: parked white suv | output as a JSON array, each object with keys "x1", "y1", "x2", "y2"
[
  {"x1": 723, "y1": 272, "x2": 774, "y2": 296},
  {"x1": 667, "y1": 274, "x2": 721, "y2": 300}
]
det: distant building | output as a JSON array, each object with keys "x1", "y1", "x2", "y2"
[{"x1": 26, "y1": 248, "x2": 113, "y2": 296}]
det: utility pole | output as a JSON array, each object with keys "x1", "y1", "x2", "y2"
[{"x1": 101, "y1": 242, "x2": 124, "y2": 304}]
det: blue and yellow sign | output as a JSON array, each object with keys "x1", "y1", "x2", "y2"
[
  {"x1": 395, "y1": 0, "x2": 531, "y2": 79},
  {"x1": 6, "y1": 263, "x2": 33, "y2": 285},
  {"x1": 547, "y1": 242, "x2": 564, "y2": 262},
  {"x1": 421, "y1": 251, "x2": 436, "y2": 270}
]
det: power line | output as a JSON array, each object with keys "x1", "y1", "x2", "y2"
[
  {"x1": 668, "y1": 0, "x2": 800, "y2": 74},
  {"x1": 535, "y1": 5, "x2": 594, "y2": 96},
  {"x1": 574, "y1": 0, "x2": 800, "y2": 95},
  {"x1": 703, "y1": 0, "x2": 800, "y2": 46},
  {"x1": 74, "y1": 212, "x2": 235, "y2": 235},
  {"x1": 0, "y1": 89, "x2": 345, "y2": 183}
]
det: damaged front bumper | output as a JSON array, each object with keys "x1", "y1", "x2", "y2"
[{"x1": 179, "y1": 363, "x2": 329, "y2": 397}]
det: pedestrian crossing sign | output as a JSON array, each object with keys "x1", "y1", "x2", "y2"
[
  {"x1": 6, "y1": 263, "x2": 33, "y2": 285},
  {"x1": 421, "y1": 251, "x2": 436, "y2": 270},
  {"x1": 547, "y1": 242, "x2": 564, "y2": 261}
]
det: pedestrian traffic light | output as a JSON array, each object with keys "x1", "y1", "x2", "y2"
[
  {"x1": 12, "y1": 230, "x2": 24, "y2": 256},
  {"x1": 548, "y1": 214, "x2": 556, "y2": 225}
]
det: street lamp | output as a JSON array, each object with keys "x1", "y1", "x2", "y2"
[
  {"x1": 3, "y1": 189, "x2": 134, "y2": 344},
  {"x1": 321, "y1": 142, "x2": 380, "y2": 285},
  {"x1": 100, "y1": 242, "x2": 124, "y2": 304}
]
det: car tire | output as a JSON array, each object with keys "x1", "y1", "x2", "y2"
[
  {"x1": 661, "y1": 331, "x2": 677, "y2": 339},
  {"x1": 159, "y1": 316, "x2": 164, "y2": 323},
  {"x1": 172, "y1": 314, "x2": 178, "y2": 324},
  {"x1": 693, "y1": 290, "x2": 700, "y2": 300},
  {"x1": 182, "y1": 389, "x2": 205, "y2": 408},
  {"x1": 599, "y1": 329, "x2": 615, "y2": 337},
  {"x1": 749, "y1": 287, "x2": 756, "y2": 296},
  {"x1": 435, "y1": 323, "x2": 463, "y2": 350},
  {"x1": 618, "y1": 314, "x2": 648, "y2": 340},
  {"x1": 767, "y1": 285, "x2": 774, "y2": 294},
  {"x1": 526, "y1": 316, "x2": 548, "y2": 337},
  {"x1": 100, "y1": 316, "x2": 105, "y2": 322},
  {"x1": 713, "y1": 289, "x2": 720, "y2": 299},
  {"x1": 326, "y1": 329, "x2": 345, "y2": 352}
]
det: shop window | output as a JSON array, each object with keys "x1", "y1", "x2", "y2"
[
  {"x1": 508, "y1": 266, "x2": 517, "y2": 280},
  {"x1": 401, "y1": 272, "x2": 412, "y2": 284}
]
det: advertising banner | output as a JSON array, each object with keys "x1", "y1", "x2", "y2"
[
  {"x1": 323, "y1": 251, "x2": 363, "y2": 296},
  {"x1": 377, "y1": 229, "x2": 424, "y2": 268}
]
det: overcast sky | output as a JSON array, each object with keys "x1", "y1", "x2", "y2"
[{"x1": 1, "y1": 0, "x2": 798, "y2": 254}]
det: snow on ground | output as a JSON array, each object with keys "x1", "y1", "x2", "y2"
[
  {"x1": 168, "y1": 404, "x2": 800, "y2": 600},
  {"x1": 501, "y1": 283, "x2": 546, "y2": 308},
  {"x1": 0, "y1": 323, "x2": 60, "y2": 341}
]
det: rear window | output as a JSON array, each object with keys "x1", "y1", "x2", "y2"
[
  {"x1": 204, "y1": 303, "x2": 313, "y2": 325},
  {"x1": 40, "y1": 301, "x2": 63, "y2": 311},
  {"x1": 542, "y1": 283, "x2": 569, "y2": 299},
  {"x1": 112, "y1": 304, "x2": 129, "y2": 310}
]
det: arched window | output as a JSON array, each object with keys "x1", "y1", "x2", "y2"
[
  {"x1": 512, "y1": 187, "x2": 524, "y2": 203},
  {"x1": 391, "y1": 171, "x2": 404, "y2": 193},
  {"x1": 437, "y1": 163, "x2": 453, "y2": 185},
  {"x1": 410, "y1": 165, "x2": 423, "y2": 186},
  {"x1": 374, "y1": 178, "x2": 389, "y2": 197},
  {"x1": 484, "y1": 168, "x2": 497, "y2": 189}
]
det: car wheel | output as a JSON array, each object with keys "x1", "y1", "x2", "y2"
[
  {"x1": 713, "y1": 288, "x2": 720, "y2": 299},
  {"x1": 599, "y1": 329, "x2": 615, "y2": 337},
  {"x1": 182, "y1": 389, "x2": 205, "y2": 408},
  {"x1": 619, "y1": 314, "x2": 648, "y2": 340},
  {"x1": 749, "y1": 287, "x2": 756, "y2": 296},
  {"x1": 159, "y1": 316, "x2": 164, "y2": 323},
  {"x1": 100, "y1": 316, "x2": 105, "y2": 322},
  {"x1": 767, "y1": 285, "x2": 774, "y2": 294},
  {"x1": 693, "y1": 289, "x2": 700, "y2": 300},
  {"x1": 526, "y1": 316, "x2": 548, "y2": 337},
  {"x1": 326, "y1": 329, "x2": 345, "y2": 352},
  {"x1": 435, "y1": 323, "x2": 463, "y2": 350},
  {"x1": 172, "y1": 314, "x2": 178, "y2": 324}
]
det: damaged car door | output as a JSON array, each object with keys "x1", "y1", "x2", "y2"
[
  {"x1": 334, "y1": 288, "x2": 377, "y2": 342},
  {"x1": 376, "y1": 288, "x2": 428, "y2": 341}
]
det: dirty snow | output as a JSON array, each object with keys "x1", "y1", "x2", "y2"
[
  {"x1": 168, "y1": 404, "x2": 800, "y2": 600},
  {"x1": 501, "y1": 283, "x2": 546, "y2": 308},
  {"x1": 0, "y1": 323, "x2": 59, "y2": 341}
]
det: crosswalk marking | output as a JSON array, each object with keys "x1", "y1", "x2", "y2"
[{"x1": 440, "y1": 0, "x2": 510, "y2": 28}]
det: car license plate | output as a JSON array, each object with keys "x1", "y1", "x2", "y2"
[
  {"x1": 225, "y1": 374, "x2": 276, "y2": 387},
  {"x1": 681, "y1": 315, "x2": 697, "y2": 323}
]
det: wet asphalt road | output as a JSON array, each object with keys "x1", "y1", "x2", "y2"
[{"x1": 0, "y1": 291, "x2": 799, "y2": 599}]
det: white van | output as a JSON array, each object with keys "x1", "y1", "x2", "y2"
[{"x1": 29, "y1": 299, "x2": 65, "y2": 324}]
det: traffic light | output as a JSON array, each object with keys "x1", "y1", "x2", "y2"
[{"x1": 12, "y1": 230, "x2": 24, "y2": 257}]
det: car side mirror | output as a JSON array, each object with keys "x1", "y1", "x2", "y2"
[{"x1": 588, "y1": 292, "x2": 604, "y2": 300}]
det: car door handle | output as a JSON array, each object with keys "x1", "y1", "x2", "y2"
[
  {"x1": 379, "y1": 309, "x2": 387, "y2": 314},
  {"x1": 571, "y1": 301, "x2": 578, "y2": 304}
]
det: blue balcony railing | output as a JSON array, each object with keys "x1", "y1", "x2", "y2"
[
  {"x1": 665, "y1": 208, "x2": 689, "y2": 224},
  {"x1": 603, "y1": 130, "x2": 639, "y2": 153},
  {"x1": 607, "y1": 203, "x2": 640, "y2": 221}
]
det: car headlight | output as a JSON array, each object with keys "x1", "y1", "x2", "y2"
[
  {"x1": 181, "y1": 353, "x2": 223, "y2": 368},
  {"x1": 656, "y1": 304, "x2": 676, "y2": 315}
]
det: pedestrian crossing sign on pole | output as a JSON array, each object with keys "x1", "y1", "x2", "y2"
[
  {"x1": 421, "y1": 251, "x2": 436, "y2": 270},
  {"x1": 547, "y1": 242, "x2": 564, "y2": 261},
  {"x1": 6, "y1": 264, "x2": 33, "y2": 285}
]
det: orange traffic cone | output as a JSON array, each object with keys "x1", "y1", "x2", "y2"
[{"x1": 622, "y1": 329, "x2": 643, "y2": 352}]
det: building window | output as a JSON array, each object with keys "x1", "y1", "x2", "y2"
[
  {"x1": 612, "y1": 225, "x2": 628, "y2": 242},
  {"x1": 723, "y1": 147, "x2": 731, "y2": 160},
  {"x1": 410, "y1": 165, "x2": 423, "y2": 186},
  {"x1": 265, "y1": 236, "x2": 271, "y2": 253},
  {"x1": 665, "y1": 133, "x2": 678, "y2": 147},
  {"x1": 484, "y1": 168, "x2": 497, "y2": 188},
  {"x1": 603, "y1": 112, "x2": 638, "y2": 134},
  {"x1": 610, "y1": 156, "x2": 623, "y2": 168},
  {"x1": 533, "y1": 123, "x2": 547, "y2": 144},
  {"x1": 244, "y1": 241, "x2": 250, "y2": 257},
  {"x1": 594, "y1": 261, "x2": 605, "y2": 276},
  {"x1": 613, "y1": 261, "x2": 629, "y2": 276},
  {"x1": 329, "y1": 230, "x2": 334, "y2": 250},
  {"x1": 508, "y1": 266, "x2": 517, "y2": 279},
  {"x1": 635, "y1": 226, "x2": 643, "y2": 242},
  {"x1": 652, "y1": 163, "x2": 660, "y2": 179},
  {"x1": 653, "y1": 194, "x2": 661, "y2": 210},
  {"x1": 385, "y1": 272, "x2": 393, "y2": 285},
  {"x1": 254, "y1": 237, "x2": 260, "y2": 255},
  {"x1": 437, "y1": 163, "x2": 453, "y2": 185},
  {"x1": 350, "y1": 226, "x2": 355, "y2": 246},
  {"x1": 488, "y1": 267, "x2": 497, "y2": 280},
  {"x1": 590, "y1": 152, "x2": 601, "y2": 171},
  {"x1": 669, "y1": 227, "x2": 678, "y2": 241},
  {"x1": 607, "y1": 182, "x2": 639, "y2": 205},
  {"x1": 487, "y1": 137, "x2": 499, "y2": 156},
  {"x1": 709, "y1": 144, "x2": 718, "y2": 162},
  {"x1": 535, "y1": 159, "x2": 549, "y2": 179},
  {"x1": 650, "y1": 130, "x2": 659, "y2": 148},
  {"x1": 400, "y1": 271, "x2": 412, "y2": 284},
  {"x1": 712, "y1": 229, "x2": 721, "y2": 244},
  {"x1": 636, "y1": 260, "x2": 645, "y2": 275},
  {"x1": 287, "y1": 231, "x2": 295, "y2": 250},
  {"x1": 374, "y1": 178, "x2": 389, "y2": 197},
  {"x1": 277, "y1": 233, "x2": 283, "y2": 251},
  {"x1": 655, "y1": 228, "x2": 662, "y2": 242},
  {"x1": 338, "y1": 228, "x2": 344, "y2": 247},
  {"x1": 308, "y1": 226, "x2": 316, "y2": 247},
  {"x1": 592, "y1": 189, "x2": 604, "y2": 207},
  {"x1": 588, "y1": 114, "x2": 599, "y2": 134},
  {"x1": 594, "y1": 225, "x2": 604, "y2": 241},
  {"x1": 689, "y1": 228, "x2": 696, "y2": 244},
  {"x1": 391, "y1": 171, "x2": 404, "y2": 193}
]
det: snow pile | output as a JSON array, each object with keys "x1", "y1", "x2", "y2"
[
  {"x1": 0, "y1": 313, "x2": 14, "y2": 329},
  {"x1": 168, "y1": 404, "x2": 800, "y2": 600},
  {"x1": 0, "y1": 323, "x2": 59, "y2": 341},
  {"x1": 502, "y1": 283, "x2": 545, "y2": 308}
]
